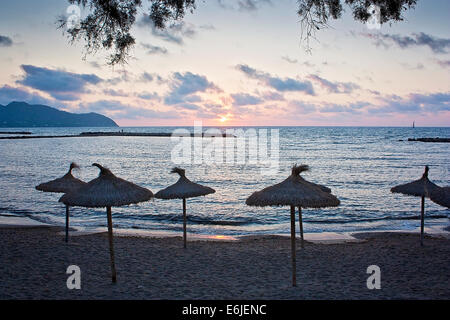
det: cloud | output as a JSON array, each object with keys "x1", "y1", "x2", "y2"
[
  {"x1": 267, "y1": 78, "x2": 314, "y2": 94},
  {"x1": 174, "y1": 103, "x2": 201, "y2": 110},
  {"x1": 362, "y1": 32, "x2": 450, "y2": 54},
  {"x1": 49, "y1": 92, "x2": 81, "y2": 101},
  {"x1": 319, "y1": 102, "x2": 367, "y2": 114},
  {"x1": 238, "y1": 0, "x2": 260, "y2": 11},
  {"x1": 216, "y1": 0, "x2": 232, "y2": 9},
  {"x1": 434, "y1": 59, "x2": 450, "y2": 68},
  {"x1": 288, "y1": 100, "x2": 365, "y2": 115},
  {"x1": 307, "y1": 74, "x2": 360, "y2": 94},
  {"x1": 137, "y1": 91, "x2": 160, "y2": 100},
  {"x1": 88, "y1": 61, "x2": 102, "y2": 69},
  {"x1": 0, "y1": 85, "x2": 53, "y2": 105},
  {"x1": 203, "y1": 103, "x2": 226, "y2": 113},
  {"x1": 179, "y1": 101, "x2": 227, "y2": 119},
  {"x1": 184, "y1": 95, "x2": 203, "y2": 103},
  {"x1": 138, "y1": 16, "x2": 196, "y2": 45},
  {"x1": 78, "y1": 100, "x2": 180, "y2": 120},
  {"x1": 199, "y1": 24, "x2": 216, "y2": 31},
  {"x1": 164, "y1": 72, "x2": 219, "y2": 105},
  {"x1": 217, "y1": 0, "x2": 272, "y2": 11},
  {"x1": 231, "y1": 93, "x2": 263, "y2": 106},
  {"x1": 408, "y1": 92, "x2": 450, "y2": 112},
  {"x1": 260, "y1": 91, "x2": 284, "y2": 101},
  {"x1": 288, "y1": 101, "x2": 316, "y2": 114},
  {"x1": 138, "y1": 72, "x2": 165, "y2": 84},
  {"x1": 369, "y1": 92, "x2": 450, "y2": 114},
  {"x1": 281, "y1": 56, "x2": 297, "y2": 64},
  {"x1": 368, "y1": 103, "x2": 419, "y2": 114},
  {"x1": 0, "y1": 35, "x2": 13, "y2": 47},
  {"x1": 17, "y1": 65, "x2": 102, "y2": 101},
  {"x1": 104, "y1": 89, "x2": 161, "y2": 100},
  {"x1": 236, "y1": 64, "x2": 315, "y2": 95},
  {"x1": 103, "y1": 89, "x2": 129, "y2": 97},
  {"x1": 288, "y1": 92, "x2": 449, "y2": 116},
  {"x1": 290, "y1": 100, "x2": 365, "y2": 115},
  {"x1": 400, "y1": 62, "x2": 425, "y2": 70},
  {"x1": 139, "y1": 72, "x2": 154, "y2": 83},
  {"x1": 141, "y1": 42, "x2": 168, "y2": 55},
  {"x1": 105, "y1": 70, "x2": 132, "y2": 85}
]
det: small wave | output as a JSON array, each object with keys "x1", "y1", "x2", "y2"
[
  {"x1": 305, "y1": 214, "x2": 449, "y2": 224},
  {"x1": 0, "y1": 213, "x2": 22, "y2": 217},
  {"x1": 123, "y1": 212, "x2": 262, "y2": 226},
  {"x1": 0, "y1": 207, "x2": 36, "y2": 217}
]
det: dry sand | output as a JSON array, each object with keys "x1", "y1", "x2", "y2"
[{"x1": 0, "y1": 226, "x2": 449, "y2": 300}]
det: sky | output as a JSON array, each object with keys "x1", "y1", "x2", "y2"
[{"x1": 0, "y1": 0, "x2": 449, "y2": 127}]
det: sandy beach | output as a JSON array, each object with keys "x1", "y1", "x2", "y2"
[{"x1": 0, "y1": 224, "x2": 449, "y2": 300}]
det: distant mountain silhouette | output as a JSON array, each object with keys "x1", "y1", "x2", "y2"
[{"x1": 0, "y1": 101, "x2": 118, "y2": 127}]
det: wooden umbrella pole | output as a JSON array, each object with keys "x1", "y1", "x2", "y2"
[
  {"x1": 298, "y1": 206, "x2": 304, "y2": 248},
  {"x1": 420, "y1": 196, "x2": 425, "y2": 247},
  {"x1": 290, "y1": 205, "x2": 297, "y2": 287},
  {"x1": 65, "y1": 205, "x2": 70, "y2": 243},
  {"x1": 106, "y1": 206, "x2": 117, "y2": 283},
  {"x1": 183, "y1": 198, "x2": 187, "y2": 249}
]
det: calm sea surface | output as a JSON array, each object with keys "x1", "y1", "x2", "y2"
[{"x1": 0, "y1": 126, "x2": 449, "y2": 236}]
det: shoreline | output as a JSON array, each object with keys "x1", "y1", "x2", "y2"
[
  {"x1": 1, "y1": 215, "x2": 448, "y2": 243},
  {"x1": 0, "y1": 131, "x2": 235, "y2": 140}
]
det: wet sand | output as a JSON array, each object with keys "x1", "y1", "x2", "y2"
[{"x1": 0, "y1": 226, "x2": 449, "y2": 300}]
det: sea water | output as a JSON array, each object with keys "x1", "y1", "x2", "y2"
[{"x1": 0, "y1": 126, "x2": 448, "y2": 236}]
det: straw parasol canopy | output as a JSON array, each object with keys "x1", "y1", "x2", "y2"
[
  {"x1": 60, "y1": 163, "x2": 153, "y2": 208},
  {"x1": 430, "y1": 186, "x2": 450, "y2": 208},
  {"x1": 391, "y1": 166, "x2": 440, "y2": 197},
  {"x1": 246, "y1": 164, "x2": 340, "y2": 287},
  {"x1": 391, "y1": 166, "x2": 440, "y2": 246},
  {"x1": 246, "y1": 165, "x2": 339, "y2": 208},
  {"x1": 35, "y1": 162, "x2": 86, "y2": 242},
  {"x1": 60, "y1": 163, "x2": 153, "y2": 283},
  {"x1": 155, "y1": 167, "x2": 215, "y2": 248},
  {"x1": 36, "y1": 162, "x2": 86, "y2": 193}
]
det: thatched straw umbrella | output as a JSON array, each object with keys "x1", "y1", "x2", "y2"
[
  {"x1": 154, "y1": 167, "x2": 215, "y2": 248},
  {"x1": 59, "y1": 163, "x2": 153, "y2": 283},
  {"x1": 246, "y1": 164, "x2": 340, "y2": 286},
  {"x1": 430, "y1": 186, "x2": 450, "y2": 208},
  {"x1": 391, "y1": 166, "x2": 440, "y2": 246},
  {"x1": 36, "y1": 163, "x2": 86, "y2": 242}
]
